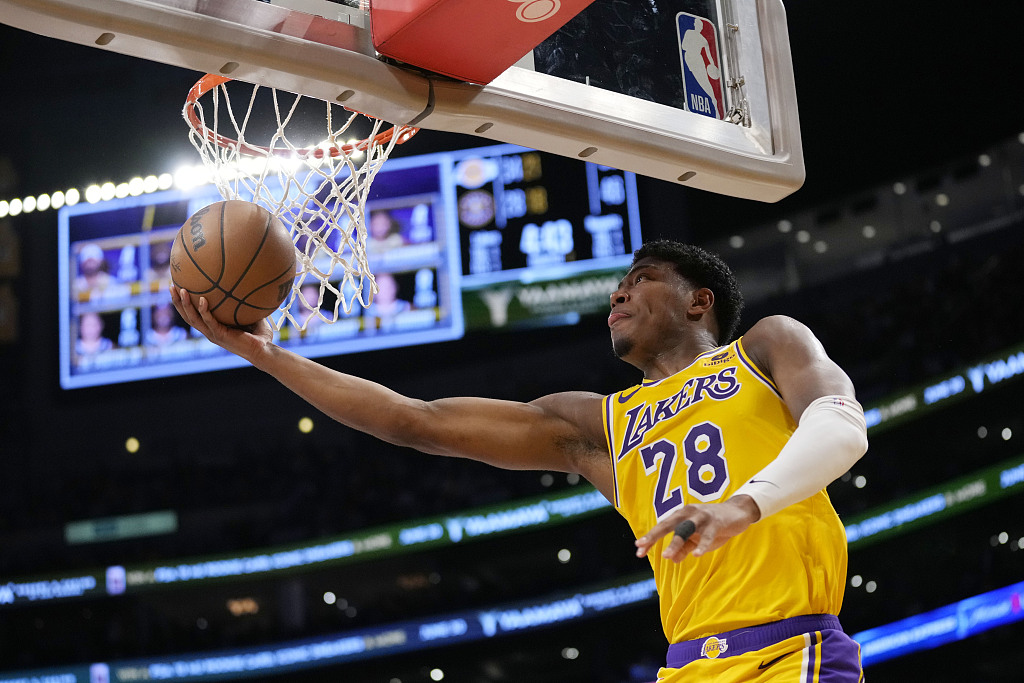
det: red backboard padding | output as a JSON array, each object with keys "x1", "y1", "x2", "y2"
[{"x1": 370, "y1": 0, "x2": 595, "y2": 84}]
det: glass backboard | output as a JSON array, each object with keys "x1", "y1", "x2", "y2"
[{"x1": 0, "y1": 0, "x2": 803, "y2": 201}]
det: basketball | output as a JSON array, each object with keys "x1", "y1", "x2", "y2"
[{"x1": 170, "y1": 200, "x2": 296, "y2": 328}]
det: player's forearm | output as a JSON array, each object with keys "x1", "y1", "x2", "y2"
[
  {"x1": 731, "y1": 396, "x2": 868, "y2": 518},
  {"x1": 246, "y1": 342, "x2": 581, "y2": 471}
]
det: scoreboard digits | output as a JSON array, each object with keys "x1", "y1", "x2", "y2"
[{"x1": 456, "y1": 149, "x2": 640, "y2": 286}]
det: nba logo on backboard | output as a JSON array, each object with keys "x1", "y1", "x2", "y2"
[{"x1": 676, "y1": 13, "x2": 725, "y2": 120}]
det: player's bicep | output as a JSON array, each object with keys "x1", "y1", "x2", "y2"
[
  {"x1": 412, "y1": 392, "x2": 604, "y2": 475},
  {"x1": 745, "y1": 316, "x2": 856, "y2": 419}
]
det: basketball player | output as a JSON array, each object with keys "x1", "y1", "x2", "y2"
[{"x1": 171, "y1": 240, "x2": 868, "y2": 681}]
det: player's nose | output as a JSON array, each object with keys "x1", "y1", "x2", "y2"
[{"x1": 610, "y1": 288, "x2": 629, "y2": 307}]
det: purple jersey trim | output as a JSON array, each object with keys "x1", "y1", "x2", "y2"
[
  {"x1": 735, "y1": 337, "x2": 783, "y2": 399},
  {"x1": 603, "y1": 393, "x2": 620, "y2": 507}
]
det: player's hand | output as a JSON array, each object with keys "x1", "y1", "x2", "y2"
[
  {"x1": 634, "y1": 495, "x2": 761, "y2": 563},
  {"x1": 170, "y1": 285, "x2": 273, "y2": 361}
]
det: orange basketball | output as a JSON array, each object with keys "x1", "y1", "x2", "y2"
[{"x1": 170, "y1": 200, "x2": 296, "y2": 327}]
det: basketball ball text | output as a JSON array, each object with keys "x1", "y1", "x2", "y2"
[{"x1": 189, "y1": 206, "x2": 210, "y2": 251}]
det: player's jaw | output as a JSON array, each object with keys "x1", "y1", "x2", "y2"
[{"x1": 608, "y1": 309, "x2": 641, "y2": 359}]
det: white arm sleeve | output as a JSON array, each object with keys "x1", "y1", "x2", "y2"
[{"x1": 731, "y1": 395, "x2": 868, "y2": 519}]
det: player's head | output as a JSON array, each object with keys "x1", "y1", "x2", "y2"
[
  {"x1": 369, "y1": 210, "x2": 400, "y2": 239},
  {"x1": 79, "y1": 311, "x2": 104, "y2": 341},
  {"x1": 152, "y1": 303, "x2": 175, "y2": 331},
  {"x1": 628, "y1": 240, "x2": 743, "y2": 344},
  {"x1": 376, "y1": 272, "x2": 399, "y2": 302},
  {"x1": 79, "y1": 243, "x2": 107, "y2": 275}
]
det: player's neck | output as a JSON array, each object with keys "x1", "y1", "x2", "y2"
[{"x1": 639, "y1": 330, "x2": 721, "y2": 382}]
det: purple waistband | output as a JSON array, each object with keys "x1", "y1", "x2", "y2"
[{"x1": 666, "y1": 614, "x2": 842, "y2": 668}]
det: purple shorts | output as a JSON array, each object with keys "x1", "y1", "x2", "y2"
[{"x1": 666, "y1": 614, "x2": 863, "y2": 681}]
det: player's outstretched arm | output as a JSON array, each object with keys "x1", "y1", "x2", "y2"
[
  {"x1": 636, "y1": 315, "x2": 868, "y2": 562},
  {"x1": 170, "y1": 286, "x2": 614, "y2": 497}
]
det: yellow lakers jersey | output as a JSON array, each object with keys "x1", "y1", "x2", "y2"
[{"x1": 603, "y1": 338, "x2": 848, "y2": 643}]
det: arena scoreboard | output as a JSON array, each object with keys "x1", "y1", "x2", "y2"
[{"x1": 58, "y1": 144, "x2": 642, "y2": 388}]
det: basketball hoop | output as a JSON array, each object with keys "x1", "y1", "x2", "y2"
[{"x1": 183, "y1": 73, "x2": 418, "y2": 331}]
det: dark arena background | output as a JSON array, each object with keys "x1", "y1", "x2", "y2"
[{"x1": 2, "y1": 2, "x2": 1024, "y2": 681}]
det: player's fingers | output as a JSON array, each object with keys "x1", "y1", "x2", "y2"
[
  {"x1": 636, "y1": 516, "x2": 697, "y2": 558},
  {"x1": 169, "y1": 283, "x2": 185, "y2": 314},
  {"x1": 692, "y1": 523, "x2": 718, "y2": 557},
  {"x1": 661, "y1": 534, "x2": 699, "y2": 562},
  {"x1": 674, "y1": 519, "x2": 697, "y2": 543},
  {"x1": 171, "y1": 286, "x2": 197, "y2": 324},
  {"x1": 634, "y1": 518, "x2": 675, "y2": 557},
  {"x1": 195, "y1": 296, "x2": 225, "y2": 336},
  {"x1": 176, "y1": 287, "x2": 216, "y2": 338},
  {"x1": 661, "y1": 520, "x2": 702, "y2": 561}
]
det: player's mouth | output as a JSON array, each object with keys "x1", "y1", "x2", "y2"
[{"x1": 608, "y1": 311, "x2": 629, "y2": 327}]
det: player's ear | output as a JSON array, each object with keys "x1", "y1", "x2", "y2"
[{"x1": 690, "y1": 287, "x2": 714, "y2": 314}]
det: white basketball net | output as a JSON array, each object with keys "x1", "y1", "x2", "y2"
[{"x1": 184, "y1": 74, "x2": 417, "y2": 331}]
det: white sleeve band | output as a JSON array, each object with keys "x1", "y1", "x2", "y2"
[{"x1": 731, "y1": 395, "x2": 868, "y2": 520}]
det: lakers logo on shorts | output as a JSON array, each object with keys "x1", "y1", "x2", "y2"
[{"x1": 700, "y1": 636, "x2": 728, "y2": 659}]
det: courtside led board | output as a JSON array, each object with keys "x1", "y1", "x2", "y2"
[{"x1": 0, "y1": 0, "x2": 803, "y2": 201}]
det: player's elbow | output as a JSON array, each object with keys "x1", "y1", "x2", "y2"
[
  {"x1": 381, "y1": 399, "x2": 456, "y2": 456},
  {"x1": 842, "y1": 420, "x2": 869, "y2": 467}
]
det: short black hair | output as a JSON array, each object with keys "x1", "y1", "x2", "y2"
[{"x1": 631, "y1": 240, "x2": 744, "y2": 343}]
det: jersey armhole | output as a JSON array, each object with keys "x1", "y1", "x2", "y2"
[
  {"x1": 735, "y1": 337, "x2": 783, "y2": 398},
  {"x1": 602, "y1": 394, "x2": 621, "y2": 508}
]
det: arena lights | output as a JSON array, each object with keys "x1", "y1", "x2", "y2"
[
  {"x1": 0, "y1": 176, "x2": 171, "y2": 218},
  {"x1": 0, "y1": 141, "x2": 379, "y2": 219},
  {"x1": 855, "y1": 580, "x2": 1024, "y2": 665}
]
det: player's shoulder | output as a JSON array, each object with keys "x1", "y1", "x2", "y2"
[
  {"x1": 531, "y1": 391, "x2": 606, "y2": 418},
  {"x1": 740, "y1": 315, "x2": 822, "y2": 372},
  {"x1": 530, "y1": 391, "x2": 606, "y2": 438},
  {"x1": 742, "y1": 315, "x2": 817, "y2": 347}
]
